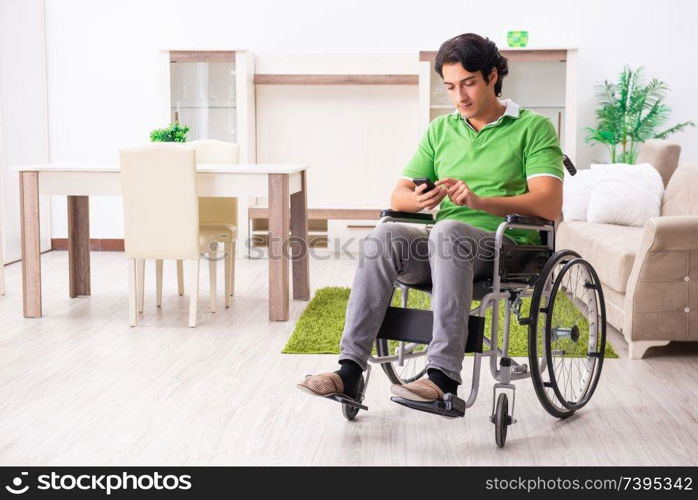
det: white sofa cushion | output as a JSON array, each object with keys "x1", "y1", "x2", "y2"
[
  {"x1": 562, "y1": 169, "x2": 593, "y2": 221},
  {"x1": 587, "y1": 163, "x2": 664, "y2": 226}
]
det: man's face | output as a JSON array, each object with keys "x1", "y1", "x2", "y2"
[{"x1": 442, "y1": 62, "x2": 497, "y2": 120}]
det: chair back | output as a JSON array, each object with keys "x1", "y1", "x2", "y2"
[
  {"x1": 188, "y1": 139, "x2": 239, "y2": 225},
  {"x1": 120, "y1": 144, "x2": 200, "y2": 259}
]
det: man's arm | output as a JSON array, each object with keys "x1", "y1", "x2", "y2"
[
  {"x1": 391, "y1": 178, "x2": 448, "y2": 212},
  {"x1": 476, "y1": 177, "x2": 562, "y2": 221},
  {"x1": 436, "y1": 176, "x2": 563, "y2": 221}
]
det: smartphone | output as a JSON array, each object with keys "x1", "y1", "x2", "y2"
[{"x1": 412, "y1": 177, "x2": 437, "y2": 193}]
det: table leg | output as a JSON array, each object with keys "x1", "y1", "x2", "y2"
[
  {"x1": 268, "y1": 174, "x2": 289, "y2": 321},
  {"x1": 19, "y1": 171, "x2": 42, "y2": 318},
  {"x1": 67, "y1": 195, "x2": 91, "y2": 297},
  {"x1": 290, "y1": 170, "x2": 310, "y2": 300}
]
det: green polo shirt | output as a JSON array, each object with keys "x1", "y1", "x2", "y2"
[{"x1": 402, "y1": 102, "x2": 564, "y2": 245}]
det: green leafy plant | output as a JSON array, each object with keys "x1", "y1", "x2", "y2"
[
  {"x1": 149, "y1": 122, "x2": 190, "y2": 142},
  {"x1": 585, "y1": 66, "x2": 694, "y2": 164}
]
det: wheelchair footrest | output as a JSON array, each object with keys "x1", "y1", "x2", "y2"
[
  {"x1": 326, "y1": 393, "x2": 368, "y2": 411},
  {"x1": 390, "y1": 393, "x2": 465, "y2": 418}
]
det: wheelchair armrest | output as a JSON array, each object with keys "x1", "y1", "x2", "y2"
[
  {"x1": 380, "y1": 209, "x2": 435, "y2": 224},
  {"x1": 505, "y1": 214, "x2": 554, "y2": 227}
]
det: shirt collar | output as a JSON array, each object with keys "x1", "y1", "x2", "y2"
[{"x1": 455, "y1": 98, "x2": 520, "y2": 131}]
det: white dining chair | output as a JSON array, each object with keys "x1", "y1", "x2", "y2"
[
  {"x1": 120, "y1": 144, "x2": 202, "y2": 327},
  {"x1": 174, "y1": 139, "x2": 239, "y2": 312}
]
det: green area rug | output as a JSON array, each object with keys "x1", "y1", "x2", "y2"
[{"x1": 282, "y1": 286, "x2": 617, "y2": 358}]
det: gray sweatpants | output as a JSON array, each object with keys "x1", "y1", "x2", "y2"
[{"x1": 339, "y1": 219, "x2": 515, "y2": 384}]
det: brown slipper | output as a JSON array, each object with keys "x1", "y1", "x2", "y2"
[
  {"x1": 297, "y1": 372, "x2": 345, "y2": 397},
  {"x1": 390, "y1": 378, "x2": 444, "y2": 402},
  {"x1": 297, "y1": 372, "x2": 368, "y2": 411}
]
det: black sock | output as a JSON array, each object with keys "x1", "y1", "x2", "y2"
[
  {"x1": 427, "y1": 368, "x2": 458, "y2": 395},
  {"x1": 335, "y1": 359, "x2": 362, "y2": 398}
]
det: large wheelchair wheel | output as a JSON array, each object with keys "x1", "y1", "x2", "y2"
[
  {"x1": 375, "y1": 339, "x2": 428, "y2": 385},
  {"x1": 545, "y1": 257, "x2": 606, "y2": 410},
  {"x1": 528, "y1": 250, "x2": 606, "y2": 417},
  {"x1": 528, "y1": 250, "x2": 579, "y2": 418}
]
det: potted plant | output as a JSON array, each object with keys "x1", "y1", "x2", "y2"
[
  {"x1": 585, "y1": 66, "x2": 694, "y2": 163},
  {"x1": 150, "y1": 122, "x2": 190, "y2": 143}
]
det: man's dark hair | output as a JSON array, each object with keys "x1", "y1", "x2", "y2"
[{"x1": 434, "y1": 33, "x2": 509, "y2": 97}]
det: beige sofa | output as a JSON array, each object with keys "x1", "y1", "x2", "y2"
[{"x1": 556, "y1": 140, "x2": 697, "y2": 359}]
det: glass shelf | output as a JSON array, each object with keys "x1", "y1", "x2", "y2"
[{"x1": 170, "y1": 59, "x2": 237, "y2": 142}]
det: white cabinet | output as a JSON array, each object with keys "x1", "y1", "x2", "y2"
[{"x1": 418, "y1": 49, "x2": 578, "y2": 160}]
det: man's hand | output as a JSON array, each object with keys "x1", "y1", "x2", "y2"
[
  {"x1": 436, "y1": 178, "x2": 482, "y2": 208},
  {"x1": 414, "y1": 182, "x2": 448, "y2": 210}
]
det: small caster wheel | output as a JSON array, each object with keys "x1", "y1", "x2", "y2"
[
  {"x1": 342, "y1": 376, "x2": 365, "y2": 421},
  {"x1": 494, "y1": 393, "x2": 510, "y2": 448}
]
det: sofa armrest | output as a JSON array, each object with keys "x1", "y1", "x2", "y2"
[
  {"x1": 638, "y1": 215, "x2": 698, "y2": 251},
  {"x1": 623, "y1": 215, "x2": 698, "y2": 345}
]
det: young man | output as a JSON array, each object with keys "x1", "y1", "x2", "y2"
[{"x1": 297, "y1": 33, "x2": 564, "y2": 413}]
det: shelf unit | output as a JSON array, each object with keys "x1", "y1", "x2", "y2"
[{"x1": 418, "y1": 48, "x2": 577, "y2": 159}]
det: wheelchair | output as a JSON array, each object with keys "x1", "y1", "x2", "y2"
[{"x1": 338, "y1": 157, "x2": 607, "y2": 448}]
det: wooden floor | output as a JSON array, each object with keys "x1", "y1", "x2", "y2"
[{"x1": 0, "y1": 250, "x2": 696, "y2": 466}]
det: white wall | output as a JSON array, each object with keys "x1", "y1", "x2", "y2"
[
  {"x1": 0, "y1": 0, "x2": 52, "y2": 261},
  {"x1": 255, "y1": 53, "x2": 422, "y2": 210},
  {"x1": 257, "y1": 84, "x2": 421, "y2": 209},
  {"x1": 42, "y1": 0, "x2": 698, "y2": 238}
]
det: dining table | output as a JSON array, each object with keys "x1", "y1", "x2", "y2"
[{"x1": 15, "y1": 162, "x2": 310, "y2": 321}]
